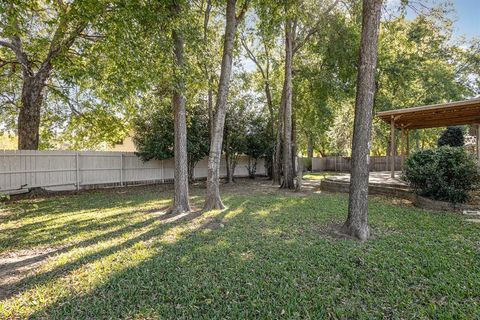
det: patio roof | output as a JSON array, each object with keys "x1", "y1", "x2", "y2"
[
  {"x1": 376, "y1": 98, "x2": 480, "y2": 130},
  {"x1": 376, "y1": 97, "x2": 480, "y2": 178}
]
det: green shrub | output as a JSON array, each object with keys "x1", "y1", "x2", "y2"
[
  {"x1": 0, "y1": 192, "x2": 9, "y2": 208},
  {"x1": 404, "y1": 146, "x2": 479, "y2": 203},
  {"x1": 438, "y1": 126, "x2": 464, "y2": 147}
]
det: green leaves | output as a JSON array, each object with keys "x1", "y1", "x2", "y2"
[
  {"x1": 133, "y1": 103, "x2": 210, "y2": 177},
  {"x1": 404, "y1": 146, "x2": 480, "y2": 203}
]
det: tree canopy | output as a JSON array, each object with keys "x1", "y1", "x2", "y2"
[{"x1": 0, "y1": 0, "x2": 478, "y2": 157}]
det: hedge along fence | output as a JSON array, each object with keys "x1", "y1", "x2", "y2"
[
  {"x1": 0, "y1": 150, "x2": 266, "y2": 195},
  {"x1": 312, "y1": 156, "x2": 402, "y2": 172}
]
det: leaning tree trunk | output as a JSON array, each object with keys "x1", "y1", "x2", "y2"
[
  {"x1": 280, "y1": 17, "x2": 295, "y2": 189},
  {"x1": 342, "y1": 0, "x2": 382, "y2": 241},
  {"x1": 18, "y1": 67, "x2": 51, "y2": 150},
  {"x1": 204, "y1": 0, "x2": 239, "y2": 210},
  {"x1": 169, "y1": 4, "x2": 191, "y2": 215}
]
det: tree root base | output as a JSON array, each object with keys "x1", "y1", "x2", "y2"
[
  {"x1": 203, "y1": 197, "x2": 226, "y2": 211},
  {"x1": 166, "y1": 205, "x2": 191, "y2": 216},
  {"x1": 340, "y1": 223, "x2": 370, "y2": 241}
]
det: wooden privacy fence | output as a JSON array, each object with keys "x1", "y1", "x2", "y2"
[
  {"x1": 0, "y1": 150, "x2": 266, "y2": 194},
  {"x1": 312, "y1": 156, "x2": 402, "y2": 172}
]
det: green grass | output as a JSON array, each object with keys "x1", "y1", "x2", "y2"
[
  {"x1": 302, "y1": 172, "x2": 337, "y2": 180},
  {"x1": 0, "y1": 181, "x2": 479, "y2": 319}
]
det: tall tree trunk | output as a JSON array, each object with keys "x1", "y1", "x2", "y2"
[
  {"x1": 18, "y1": 69, "x2": 50, "y2": 150},
  {"x1": 242, "y1": 36, "x2": 275, "y2": 179},
  {"x1": 265, "y1": 81, "x2": 274, "y2": 133},
  {"x1": 169, "y1": 2, "x2": 191, "y2": 215},
  {"x1": 273, "y1": 85, "x2": 285, "y2": 185},
  {"x1": 226, "y1": 154, "x2": 237, "y2": 183},
  {"x1": 342, "y1": 0, "x2": 382, "y2": 241},
  {"x1": 208, "y1": 86, "x2": 214, "y2": 141},
  {"x1": 203, "y1": 0, "x2": 215, "y2": 142},
  {"x1": 204, "y1": 0, "x2": 241, "y2": 210},
  {"x1": 265, "y1": 81, "x2": 275, "y2": 179},
  {"x1": 281, "y1": 17, "x2": 295, "y2": 189},
  {"x1": 225, "y1": 153, "x2": 231, "y2": 183},
  {"x1": 292, "y1": 110, "x2": 297, "y2": 175},
  {"x1": 307, "y1": 135, "x2": 314, "y2": 158}
]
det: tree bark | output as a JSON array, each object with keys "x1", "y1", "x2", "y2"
[
  {"x1": 226, "y1": 153, "x2": 237, "y2": 183},
  {"x1": 226, "y1": 153, "x2": 232, "y2": 183},
  {"x1": 280, "y1": 17, "x2": 295, "y2": 189},
  {"x1": 265, "y1": 81, "x2": 274, "y2": 134},
  {"x1": 202, "y1": 0, "x2": 215, "y2": 142},
  {"x1": 307, "y1": 135, "x2": 314, "y2": 158},
  {"x1": 18, "y1": 67, "x2": 51, "y2": 150},
  {"x1": 207, "y1": 86, "x2": 214, "y2": 141},
  {"x1": 1, "y1": 9, "x2": 87, "y2": 150},
  {"x1": 273, "y1": 84, "x2": 285, "y2": 185},
  {"x1": 342, "y1": 0, "x2": 382, "y2": 241},
  {"x1": 169, "y1": 1, "x2": 191, "y2": 215},
  {"x1": 204, "y1": 0, "x2": 243, "y2": 210},
  {"x1": 292, "y1": 110, "x2": 297, "y2": 176}
]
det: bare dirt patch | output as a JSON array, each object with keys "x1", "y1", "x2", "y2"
[{"x1": 0, "y1": 247, "x2": 62, "y2": 300}]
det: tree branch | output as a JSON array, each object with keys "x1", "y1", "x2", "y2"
[
  {"x1": 9, "y1": 34, "x2": 32, "y2": 75},
  {"x1": 293, "y1": 0, "x2": 340, "y2": 54},
  {"x1": 0, "y1": 40, "x2": 16, "y2": 52},
  {"x1": 240, "y1": 35, "x2": 266, "y2": 79},
  {"x1": 236, "y1": 0, "x2": 251, "y2": 22}
]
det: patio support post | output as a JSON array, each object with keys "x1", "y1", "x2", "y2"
[
  {"x1": 477, "y1": 124, "x2": 480, "y2": 166},
  {"x1": 401, "y1": 126, "x2": 405, "y2": 171},
  {"x1": 406, "y1": 129, "x2": 410, "y2": 156},
  {"x1": 390, "y1": 116, "x2": 395, "y2": 178}
]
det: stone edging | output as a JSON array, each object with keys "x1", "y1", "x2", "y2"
[
  {"x1": 320, "y1": 178, "x2": 480, "y2": 212},
  {"x1": 413, "y1": 195, "x2": 480, "y2": 212},
  {"x1": 320, "y1": 178, "x2": 414, "y2": 201}
]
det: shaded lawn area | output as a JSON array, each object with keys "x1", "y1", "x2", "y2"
[{"x1": 0, "y1": 179, "x2": 479, "y2": 319}]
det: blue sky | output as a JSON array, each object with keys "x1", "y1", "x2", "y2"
[
  {"x1": 451, "y1": 0, "x2": 479, "y2": 40},
  {"x1": 387, "y1": 0, "x2": 479, "y2": 41}
]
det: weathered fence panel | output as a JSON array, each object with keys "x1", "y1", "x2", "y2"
[
  {"x1": 0, "y1": 150, "x2": 266, "y2": 194},
  {"x1": 312, "y1": 156, "x2": 402, "y2": 172}
]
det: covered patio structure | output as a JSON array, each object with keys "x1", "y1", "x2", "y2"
[{"x1": 376, "y1": 98, "x2": 480, "y2": 178}]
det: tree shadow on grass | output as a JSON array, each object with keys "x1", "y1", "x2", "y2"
[
  {"x1": 5, "y1": 192, "x2": 478, "y2": 319},
  {"x1": 21, "y1": 197, "x2": 334, "y2": 319},
  {"x1": 1, "y1": 187, "x2": 169, "y2": 224},
  {"x1": 0, "y1": 204, "x2": 214, "y2": 300},
  {"x1": 1, "y1": 210, "x2": 146, "y2": 252}
]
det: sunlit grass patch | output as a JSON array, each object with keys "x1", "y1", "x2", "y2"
[
  {"x1": 0, "y1": 182, "x2": 479, "y2": 319},
  {"x1": 303, "y1": 172, "x2": 337, "y2": 180}
]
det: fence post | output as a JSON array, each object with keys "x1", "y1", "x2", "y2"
[
  {"x1": 161, "y1": 160, "x2": 164, "y2": 183},
  {"x1": 75, "y1": 152, "x2": 80, "y2": 191}
]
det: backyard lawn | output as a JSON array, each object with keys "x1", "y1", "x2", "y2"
[{"x1": 0, "y1": 178, "x2": 479, "y2": 319}]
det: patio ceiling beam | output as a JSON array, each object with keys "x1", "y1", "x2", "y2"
[{"x1": 376, "y1": 98, "x2": 480, "y2": 130}]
